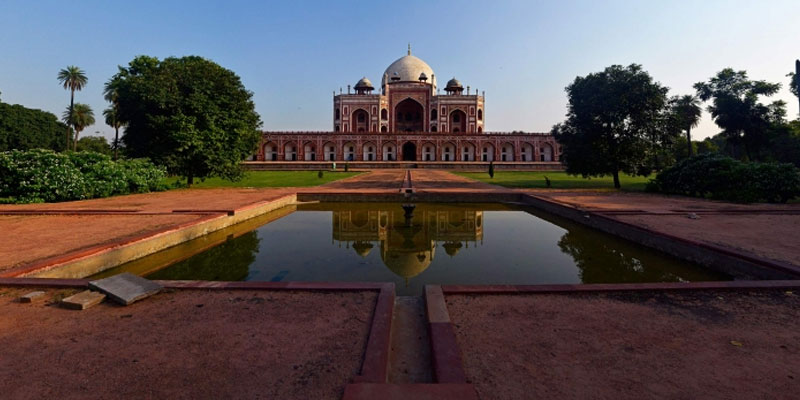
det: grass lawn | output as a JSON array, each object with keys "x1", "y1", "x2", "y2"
[
  {"x1": 163, "y1": 170, "x2": 362, "y2": 188},
  {"x1": 455, "y1": 171, "x2": 652, "y2": 191}
]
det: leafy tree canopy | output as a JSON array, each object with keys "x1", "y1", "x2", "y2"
[
  {"x1": 694, "y1": 68, "x2": 785, "y2": 160},
  {"x1": 62, "y1": 103, "x2": 95, "y2": 151},
  {"x1": 552, "y1": 64, "x2": 671, "y2": 188},
  {"x1": 113, "y1": 55, "x2": 262, "y2": 184},
  {"x1": 667, "y1": 95, "x2": 702, "y2": 157},
  {"x1": 0, "y1": 100, "x2": 68, "y2": 151},
  {"x1": 76, "y1": 136, "x2": 112, "y2": 154}
]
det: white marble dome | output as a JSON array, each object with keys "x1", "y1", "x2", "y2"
[{"x1": 381, "y1": 54, "x2": 437, "y2": 90}]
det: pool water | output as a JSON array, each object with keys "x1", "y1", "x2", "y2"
[{"x1": 95, "y1": 202, "x2": 728, "y2": 295}]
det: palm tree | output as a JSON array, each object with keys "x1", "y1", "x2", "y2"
[
  {"x1": 673, "y1": 95, "x2": 702, "y2": 157},
  {"x1": 103, "y1": 76, "x2": 124, "y2": 160},
  {"x1": 103, "y1": 107, "x2": 123, "y2": 159},
  {"x1": 57, "y1": 66, "x2": 88, "y2": 150},
  {"x1": 62, "y1": 103, "x2": 95, "y2": 151}
]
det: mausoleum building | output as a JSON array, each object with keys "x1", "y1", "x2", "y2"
[{"x1": 256, "y1": 47, "x2": 560, "y2": 165}]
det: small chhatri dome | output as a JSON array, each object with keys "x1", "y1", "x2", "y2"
[
  {"x1": 446, "y1": 78, "x2": 463, "y2": 90},
  {"x1": 354, "y1": 77, "x2": 374, "y2": 90}
]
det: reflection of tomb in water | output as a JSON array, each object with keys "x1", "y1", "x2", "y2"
[{"x1": 332, "y1": 206, "x2": 483, "y2": 280}]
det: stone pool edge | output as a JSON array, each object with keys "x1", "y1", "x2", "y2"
[
  {"x1": 2, "y1": 194, "x2": 297, "y2": 279},
  {"x1": 4, "y1": 188, "x2": 799, "y2": 284}
]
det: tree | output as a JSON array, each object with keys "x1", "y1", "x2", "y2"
[
  {"x1": 103, "y1": 106, "x2": 122, "y2": 159},
  {"x1": 789, "y1": 60, "x2": 800, "y2": 118},
  {"x1": 57, "y1": 66, "x2": 88, "y2": 150},
  {"x1": 103, "y1": 75, "x2": 125, "y2": 160},
  {"x1": 0, "y1": 100, "x2": 68, "y2": 151},
  {"x1": 694, "y1": 68, "x2": 785, "y2": 160},
  {"x1": 113, "y1": 56, "x2": 262, "y2": 185},
  {"x1": 669, "y1": 95, "x2": 702, "y2": 157},
  {"x1": 552, "y1": 64, "x2": 671, "y2": 188},
  {"x1": 75, "y1": 136, "x2": 112, "y2": 154},
  {"x1": 62, "y1": 103, "x2": 95, "y2": 150}
]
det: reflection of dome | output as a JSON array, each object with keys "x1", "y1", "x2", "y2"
[
  {"x1": 352, "y1": 241, "x2": 373, "y2": 258},
  {"x1": 382, "y1": 53, "x2": 437, "y2": 90},
  {"x1": 380, "y1": 241, "x2": 435, "y2": 278},
  {"x1": 443, "y1": 241, "x2": 463, "y2": 257}
]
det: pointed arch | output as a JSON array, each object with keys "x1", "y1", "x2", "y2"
[
  {"x1": 394, "y1": 98, "x2": 424, "y2": 132},
  {"x1": 303, "y1": 141, "x2": 317, "y2": 161},
  {"x1": 283, "y1": 141, "x2": 297, "y2": 161},
  {"x1": 262, "y1": 142, "x2": 278, "y2": 161},
  {"x1": 343, "y1": 141, "x2": 356, "y2": 161},
  {"x1": 351, "y1": 108, "x2": 369, "y2": 132},
  {"x1": 323, "y1": 141, "x2": 336, "y2": 161},
  {"x1": 441, "y1": 141, "x2": 456, "y2": 162},
  {"x1": 521, "y1": 143, "x2": 534, "y2": 162},
  {"x1": 481, "y1": 142, "x2": 494, "y2": 162},
  {"x1": 421, "y1": 141, "x2": 436, "y2": 161},
  {"x1": 382, "y1": 141, "x2": 397, "y2": 161},
  {"x1": 362, "y1": 141, "x2": 377, "y2": 161},
  {"x1": 461, "y1": 142, "x2": 476, "y2": 161},
  {"x1": 501, "y1": 142, "x2": 514, "y2": 162}
]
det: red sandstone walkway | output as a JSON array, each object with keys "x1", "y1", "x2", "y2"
[
  {"x1": 524, "y1": 189, "x2": 800, "y2": 268},
  {"x1": 446, "y1": 288, "x2": 800, "y2": 399},
  {"x1": 0, "y1": 286, "x2": 378, "y2": 400}
]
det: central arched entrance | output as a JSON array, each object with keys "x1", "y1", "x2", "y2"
[
  {"x1": 402, "y1": 142, "x2": 417, "y2": 161},
  {"x1": 395, "y1": 99, "x2": 424, "y2": 132}
]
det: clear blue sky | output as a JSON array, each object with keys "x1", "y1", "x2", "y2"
[{"x1": 1, "y1": 0, "x2": 798, "y2": 142}]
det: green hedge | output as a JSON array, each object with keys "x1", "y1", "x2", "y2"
[
  {"x1": 0, "y1": 149, "x2": 167, "y2": 203},
  {"x1": 646, "y1": 154, "x2": 800, "y2": 203}
]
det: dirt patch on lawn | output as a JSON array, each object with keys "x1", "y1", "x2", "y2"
[
  {"x1": 0, "y1": 287, "x2": 377, "y2": 400},
  {"x1": 447, "y1": 290, "x2": 800, "y2": 400}
]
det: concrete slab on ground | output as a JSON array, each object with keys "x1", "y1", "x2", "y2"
[
  {"x1": 89, "y1": 273, "x2": 162, "y2": 305},
  {"x1": 18, "y1": 291, "x2": 45, "y2": 303},
  {"x1": 61, "y1": 290, "x2": 105, "y2": 310}
]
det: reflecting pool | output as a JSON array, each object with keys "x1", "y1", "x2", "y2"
[{"x1": 95, "y1": 202, "x2": 728, "y2": 295}]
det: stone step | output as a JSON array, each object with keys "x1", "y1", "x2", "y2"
[
  {"x1": 19, "y1": 291, "x2": 46, "y2": 303},
  {"x1": 61, "y1": 290, "x2": 106, "y2": 310},
  {"x1": 343, "y1": 383, "x2": 478, "y2": 400},
  {"x1": 388, "y1": 296, "x2": 433, "y2": 384}
]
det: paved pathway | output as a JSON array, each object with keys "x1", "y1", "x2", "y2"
[
  {"x1": 526, "y1": 189, "x2": 800, "y2": 269},
  {"x1": 1, "y1": 169, "x2": 799, "y2": 399}
]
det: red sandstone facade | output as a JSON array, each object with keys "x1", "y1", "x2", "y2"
[{"x1": 256, "y1": 48, "x2": 560, "y2": 164}]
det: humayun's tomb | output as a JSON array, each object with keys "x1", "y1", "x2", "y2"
[{"x1": 254, "y1": 47, "x2": 561, "y2": 168}]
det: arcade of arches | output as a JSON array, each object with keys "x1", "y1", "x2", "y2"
[{"x1": 259, "y1": 134, "x2": 559, "y2": 162}]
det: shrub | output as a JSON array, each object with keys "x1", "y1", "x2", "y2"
[
  {"x1": 647, "y1": 153, "x2": 800, "y2": 203},
  {"x1": 489, "y1": 161, "x2": 495, "y2": 178},
  {"x1": 317, "y1": 170, "x2": 324, "y2": 179},
  {"x1": 0, "y1": 149, "x2": 166, "y2": 203}
]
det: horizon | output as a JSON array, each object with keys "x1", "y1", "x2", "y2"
[{"x1": 1, "y1": 0, "x2": 799, "y2": 143}]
